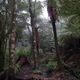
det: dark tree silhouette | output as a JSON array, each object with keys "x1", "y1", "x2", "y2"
[
  {"x1": 28, "y1": 0, "x2": 37, "y2": 68},
  {"x1": 47, "y1": 0, "x2": 61, "y2": 67}
]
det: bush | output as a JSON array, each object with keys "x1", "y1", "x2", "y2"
[
  {"x1": 16, "y1": 48, "x2": 32, "y2": 57},
  {"x1": 46, "y1": 59, "x2": 57, "y2": 70}
]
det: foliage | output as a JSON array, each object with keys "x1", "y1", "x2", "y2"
[
  {"x1": 15, "y1": 63, "x2": 21, "y2": 73},
  {"x1": 66, "y1": 16, "x2": 80, "y2": 37},
  {"x1": 39, "y1": 20, "x2": 54, "y2": 51},
  {"x1": 58, "y1": 34, "x2": 72, "y2": 45},
  {"x1": 58, "y1": 0, "x2": 80, "y2": 36},
  {"x1": 16, "y1": 48, "x2": 32, "y2": 57},
  {"x1": 32, "y1": 1, "x2": 43, "y2": 16},
  {"x1": 17, "y1": 1, "x2": 28, "y2": 11},
  {"x1": 46, "y1": 59, "x2": 57, "y2": 70},
  {"x1": 50, "y1": 0, "x2": 80, "y2": 38},
  {"x1": 59, "y1": 0, "x2": 80, "y2": 16}
]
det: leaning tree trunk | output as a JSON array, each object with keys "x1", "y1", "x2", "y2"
[
  {"x1": 9, "y1": 0, "x2": 16, "y2": 79},
  {"x1": 47, "y1": 0, "x2": 62, "y2": 69}
]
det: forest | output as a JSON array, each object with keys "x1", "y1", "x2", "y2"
[{"x1": 0, "y1": 0, "x2": 80, "y2": 80}]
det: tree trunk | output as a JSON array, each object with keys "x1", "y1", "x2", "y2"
[
  {"x1": 47, "y1": 1, "x2": 80, "y2": 79},
  {"x1": 28, "y1": 0, "x2": 37, "y2": 69},
  {"x1": 9, "y1": 0, "x2": 16, "y2": 79},
  {"x1": 0, "y1": 15, "x2": 7, "y2": 72},
  {"x1": 47, "y1": 0, "x2": 62, "y2": 69},
  {"x1": 35, "y1": 27, "x2": 40, "y2": 68}
]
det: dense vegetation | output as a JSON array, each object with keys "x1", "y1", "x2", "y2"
[{"x1": 0, "y1": 0, "x2": 80, "y2": 80}]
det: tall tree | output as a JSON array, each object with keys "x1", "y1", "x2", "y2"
[
  {"x1": 9, "y1": 0, "x2": 16, "y2": 79},
  {"x1": 28, "y1": 0, "x2": 37, "y2": 68},
  {"x1": 35, "y1": 27, "x2": 40, "y2": 67},
  {"x1": 47, "y1": 0, "x2": 80, "y2": 78},
  {"x1": 0, "y1": 0, "x2": 8, "y2": 72},
  {"x1": 47, "y1": 0, "x2": 62, "y2": 68}
]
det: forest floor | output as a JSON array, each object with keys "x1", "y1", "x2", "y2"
[
  {"x1": 32, "y1": 71, "x2": 77, "y2": 80},
  {"x1": 16, "y1": 52, "x2": 80, "y2": 80},
  {"x1": 16, "y1": 67, "x2": 78, "y2": 80}
]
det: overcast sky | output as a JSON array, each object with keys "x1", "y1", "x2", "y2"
[
  {"x1": 41, "y1": 7, "x2": 48, "y2": 19},
  {"x1": 33, "y1": 0, "x2": 49, "y2": 19}
]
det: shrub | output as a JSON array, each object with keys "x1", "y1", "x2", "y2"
[
  {"x1": 16, "y1": 48, "x2": 32, "y2": 57},
  {"x1": 46, "y1": 59, "x2": 57, "y2": 70}
]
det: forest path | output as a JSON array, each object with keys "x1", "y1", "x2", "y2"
[
  {"x1": 16, "y1": 65, "x2": 78, "y2": 80},
  {"x1": 16, "y1": 53, "x2": 80, "y2": 80}
]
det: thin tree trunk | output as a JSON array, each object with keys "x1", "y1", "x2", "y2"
[
  {"x1": 35, "y1": 27, "x2": 40, "y2": 68},
  {"x1": 47, "y1": 0, "x2": 62, "y2": 69},
  {"x1": 28, "y1": 0, "x2": 37, "y2": 69}
]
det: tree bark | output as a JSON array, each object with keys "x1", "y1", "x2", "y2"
[
  {"x1": 28, "y1": 0, "x2": 37, "y2": 69},
  {"x1": 9, "y1": 0, "x2": 16, "y2": 79},
  {"x1": 47, "y1": 0, "x2": 62, "y2": 69},
  {"x1": 35, "y1": 27, "x2": 40, "y2": 68}
]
